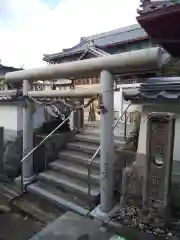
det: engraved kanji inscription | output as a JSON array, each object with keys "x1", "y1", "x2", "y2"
[{"x1": 144, "y1": 112, "x2": 175, "y2": 208}]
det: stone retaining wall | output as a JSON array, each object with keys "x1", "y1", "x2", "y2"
[{"x1": 1, "y1": 131, "x2": 76, "y2": 180}]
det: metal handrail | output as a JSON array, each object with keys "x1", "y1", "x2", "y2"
[
  {"x1": 20, "y1": 112, "x2": 73, "y2": 192},
  {"x1": 87, "y1": 102, "x2": 131, "y2": 206}
]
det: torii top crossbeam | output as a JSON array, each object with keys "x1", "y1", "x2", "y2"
[{"x1": 5, "y1": 47, "x2": 171, "y2": 83}]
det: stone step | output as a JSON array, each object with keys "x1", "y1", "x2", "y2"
[
  {"x1": 38, "y1": 171, "x2": 100, "y2": 201},
  {"x1": 27, "y1": 181, "x2": 89, "y2": 216},
  {"x1": 67, "y1": 141, "x2": 99, "y2": 155},
  {"x1": 49, "y1": 160, "x2": 100, "y2": 185},
  {"x1": 82, "y1": 129, "x2": 125, "y2": 140},
  {"x1": 58, "y1": 150, "x2": 100, "y2": 169},
  {"x1": 84, "y1": 123, "x2": 134, "y2": 136},
  {"x1": 75, "y1": 134, "x2": 125, "y2": 146}
]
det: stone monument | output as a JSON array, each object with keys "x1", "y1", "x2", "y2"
[
  {"x1": 119, "y1": 112, "x2": 175, "y2": 228},
  {"x1": 142, "y1": 112, "x2": 175, "y2": 227}
]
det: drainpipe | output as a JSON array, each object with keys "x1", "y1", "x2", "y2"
[
  {"x1": 80, "y1": 98, "x2": 84, "y2": 131},
  {"x1": 22, "y1": 80, "x2": 34, "y2": 184},
  {"x1": 100, "y1": 70, "x2": 114, "y2": 213},
  {"x1": 119, "y1": 87, "x2": 123, "y2": 122},
  {"x1": 73, "y1": 98, "x2": 84, "y2": 132},
  {"x1": 0, "y1": 127, "x2": 4, "y2": 171}
]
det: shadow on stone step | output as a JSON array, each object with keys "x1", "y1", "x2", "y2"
[{"x1": 77, "y1": 234, "x2": 90, "y2": 240}]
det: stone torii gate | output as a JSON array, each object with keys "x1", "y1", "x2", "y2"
[{"x1": 5, "y1": 47, "x2": 170, "y2": 215}]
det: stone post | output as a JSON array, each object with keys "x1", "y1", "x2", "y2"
[
  {"x1": 22, "y1": 80, "x2": 34, "y2": 183},
  {"x1": 73, "y1": 98, "x2": 84, "y2": 132},
  {"x1": 0, "y1": 127, "x2": 4, "y2": 171}
]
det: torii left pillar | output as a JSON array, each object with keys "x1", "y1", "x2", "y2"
[{"x1": 22, "y1": 80, "x2": 34, "y2": 184}]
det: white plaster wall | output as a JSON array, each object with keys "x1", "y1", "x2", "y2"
[
  {"x1": 114, "y1": 91, "x2": 122, "y2": 112},
  {"x1": 0, "y1": 104, "x2": 18, "y2": 131},
  {"x1": 114, "y1": 90, "x2": 141, "y2": 114},
  {"x1": 137, "y1": 104, "x2": 180, "y2": 162},
  {"x1": 0, "y1": 103, "x2": 46, "y2": 141},
  {"x1": 17, "y1": 104, "x2": 45, "y2": 131},
  {"x1": 33, "y1": 105, "x2": 45, "y2": 129}
]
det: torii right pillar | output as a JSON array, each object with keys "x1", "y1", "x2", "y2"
[{"x1": 99, "y1": 70, "x2": 115, "y2": 213}]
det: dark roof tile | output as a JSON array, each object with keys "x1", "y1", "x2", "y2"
[
  {"x1": 124, "y1": 91, "x2": 180, "y2": 103},
  {"x1": 124, "y1": 77, "x2": 180, "y2": 103}
]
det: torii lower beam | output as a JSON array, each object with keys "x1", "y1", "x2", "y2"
[{"x1": 27, "y1": 87, "x2": 100, "y2": 98}]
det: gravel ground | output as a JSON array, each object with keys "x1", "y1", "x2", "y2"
[{"x1": 108, "y1": 205, "x2": 180, "y2": 239}]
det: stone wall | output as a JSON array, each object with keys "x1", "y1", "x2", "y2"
[
  {"x1": 34, "y1": 132, "x2": 76, "y2": 174},
  {"x1": 2, "y1": 133, "x2": 23, "y2": 180},
  {"x1": 1, "y1": 131, "x2": 76, "y2": 181}
]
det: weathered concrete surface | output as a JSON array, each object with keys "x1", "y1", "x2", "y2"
[
  {"x1": 30, "y1": 212, "x2": 114, "y2": 240},
  {"x1": 0, "y1": 182, "x2": 65, "y2": 224},
  {"x1": 0, "y1": 194, "x2": 44, "y2": 240},
  {"x1": 30, "y1": 211, "x2": 177, "y2": 240}
]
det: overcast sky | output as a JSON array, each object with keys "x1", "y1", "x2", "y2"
[{"x1": 0, "y1": 0, "x2": 140, "y2": 69}]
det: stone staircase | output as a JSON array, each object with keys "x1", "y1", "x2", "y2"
[{"x1": 27, "y1": 128, "x2": 126, "y2": 215}]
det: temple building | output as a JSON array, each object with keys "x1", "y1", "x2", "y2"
[
  {"x1": 42, "y1": 19, "x2": 180, "y2": 122},
  {"x1": 43, "y1": 24, "x2": 159, "y2": 89},
  {"x1": 42, "y1": 24, "x2": 163, "y2": 120}
]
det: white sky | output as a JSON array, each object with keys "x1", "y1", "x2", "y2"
[{"x1": 0, "y1": 0, "x2": 140, "y2": 69}]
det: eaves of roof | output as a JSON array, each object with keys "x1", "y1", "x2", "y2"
[
  {"x1": 0, "y1": 95, "x2": 23, "y2": 103},
  {"x1": 124, "y1": 91, "x2": 180, "y2": 103},
  {"x1": 124, "y1": 77, "x2": 180, "y2": 103},
  {"x1": 137, "y1": 3, "x2": 180, "y2": 57},
  {"x1": 0, "y1": 64, "x2": 22, "y2": 71}
]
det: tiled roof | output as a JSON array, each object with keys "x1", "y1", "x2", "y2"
[
  {"x1": 0, "y1": 90, "x2": 66, "y2": 103},
  {"x1": 0, "y1": 64, "x2": 22, "y2": 72},
  {"x1": 0, "y1": 64, "x2": 23, "y2": 80},
  {"x1": 0, "y1": 95, "x2": 22, "y2": 103},
  {"x1": 0, "y1": 89, "x2": 23, "y2": 103},
  {"x1": 138, "y1": 0, "x2": 180, "y2": 14},
  {"x1": 0, "y1": 95, "x2": 16, "y2": 102},
  {"x1": 124, "y1": 77, "x2": 180, "y2": 103},
  {"x1": 137, "y1": 2, "x2": 180, "y2": 57},
  {"x1": 43, "y1": 24, "x2": 149, "y2": 61}
]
